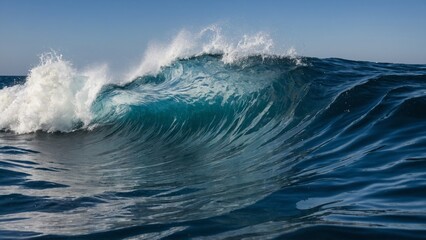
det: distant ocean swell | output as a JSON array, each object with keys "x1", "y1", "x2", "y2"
[{"x1": 0, "y1": 27, "x2": 426, "y2": 239}]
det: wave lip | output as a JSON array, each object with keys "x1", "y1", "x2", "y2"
[{"x1": 125, "y1": 25, "x2": 296, "y2": 81}]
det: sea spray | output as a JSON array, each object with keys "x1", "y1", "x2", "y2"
[
  {"x1": 0, "y1": 52, "x2": 109, "y2": 133},
  {"x1": 125, "y1": 25, "x2": 297, "y2": 81}
]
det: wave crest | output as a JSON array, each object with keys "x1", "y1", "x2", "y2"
[{"x1": 0, "y1": 26, "x2": 299, "y2": 134}]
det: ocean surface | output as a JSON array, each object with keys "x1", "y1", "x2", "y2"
[{"x1": 1, "y1": 31, "x2": 426, "y2": 239}]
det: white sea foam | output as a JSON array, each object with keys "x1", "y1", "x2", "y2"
[{"x1": 0, "y1": 53, "x2": 109, "y2": 133}]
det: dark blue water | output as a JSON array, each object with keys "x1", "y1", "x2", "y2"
[{"x1": 1, "y1": 55, "x2": 426, "y2": 239}]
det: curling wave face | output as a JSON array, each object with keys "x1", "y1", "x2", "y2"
[{"x1": 0, "y1": 26, "x2": 297, "y2": 134}]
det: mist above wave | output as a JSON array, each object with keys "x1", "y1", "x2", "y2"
[{"x1": 126, "y1": 25, "x2": 298, "y2": 81}]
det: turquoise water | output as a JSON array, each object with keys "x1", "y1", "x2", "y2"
[{"x1": 1, "y1": 55, "x2": 426, "y2": 239}]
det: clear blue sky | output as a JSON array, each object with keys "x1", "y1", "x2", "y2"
[{"x1": 1, "y1": 0, "x2": 426, "y2": 75}]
